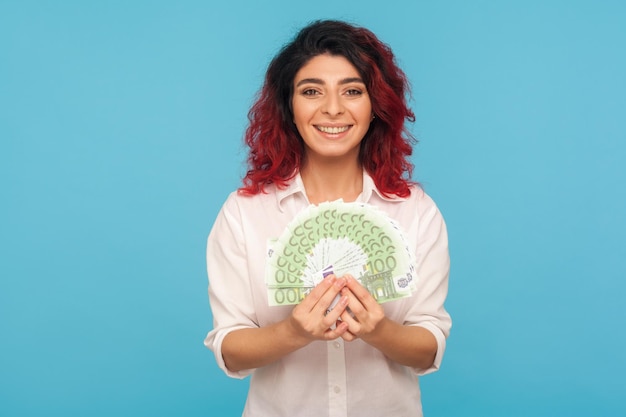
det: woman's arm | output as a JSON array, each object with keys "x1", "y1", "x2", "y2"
[
  {"x1": 339, "y1": 193, "x2": 451, "y2": 370},
  {"x1": 222, "y1": 275, "x2": 350, "y2": 372},
  {"x1": 339, "y1": 276, "x2": 438, "y2": 369}
]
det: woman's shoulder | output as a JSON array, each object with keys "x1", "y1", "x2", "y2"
[
  {"x1": 408, "y1": 184, "x2": 431, "y2": 201},
  {"x1": 384, "y1": 183, "x2": 431, "y2": 205},
  {"x1": 404, "y1": 184, "x2": 444, "y2": 215}
]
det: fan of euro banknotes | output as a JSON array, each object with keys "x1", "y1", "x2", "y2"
[{"x1": 265, "y1": 200, "x2": 417, "y2": 307}]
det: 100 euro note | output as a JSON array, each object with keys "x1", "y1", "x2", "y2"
[{"x1": 265, "y1": 201, "x2": 417, "y2": 307}]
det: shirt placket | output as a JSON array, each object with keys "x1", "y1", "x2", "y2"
[{"x1": 327, "y1": 338, "x2": 347, "y2": 417}]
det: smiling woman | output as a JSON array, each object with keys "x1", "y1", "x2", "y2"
[
  {"x1": 241, "y1": 20, "x2": 416, "y2": 199},
  {"x1": 204, "y1": 20, "x2": 451, "y2": 417},
  {"x1": 292, "y1": 54, "x2": 373, "y2": 187}
]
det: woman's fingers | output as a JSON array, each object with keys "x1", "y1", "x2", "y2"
[
  {"x1": 297, "y1": 275, "x2": 344, "y2": 313},
  {"x1": 344, "y1": 275, "x2": 378, "y2": 309},
  {"x1": 290, "y1": 275, "x2": 349, "y2": 341},
  {"x1": 339, "y1": 276, "x2": 385, "y2": 338},
  {"x1": 290, "y1": 273, "x2": 389, "y2": 342},
  {"x1": 318, "y1": 276, "x2": 349, "y2": 315}
]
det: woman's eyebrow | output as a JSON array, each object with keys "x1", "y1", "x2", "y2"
[{"x1": 295, "y1": 77, "x2": 365, "y2": 87}]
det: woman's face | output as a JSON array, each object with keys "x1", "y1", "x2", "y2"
[{"x1": 291, "y1": 54, "x2": 373, "y2": 164}]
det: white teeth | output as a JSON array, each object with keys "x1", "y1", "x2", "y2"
[{"x1": 317, "y1": 125, "x2": 350, "y2": 134}]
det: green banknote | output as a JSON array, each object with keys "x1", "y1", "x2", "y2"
[{"x1": 265, "y1": 200, "x2": 417, "y2": 306}]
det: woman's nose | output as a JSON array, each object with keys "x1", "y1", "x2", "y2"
[{"x1": 321, "y1": 93, "x2": 344, "y2": 116}]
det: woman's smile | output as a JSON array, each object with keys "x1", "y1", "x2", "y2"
[{"x1": 315, "y1": 125, "x2": 352, "y2": 135}]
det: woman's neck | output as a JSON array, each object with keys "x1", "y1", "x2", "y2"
[{"x1": 300, "y1": 158, "x2": 363, "y2": 204}]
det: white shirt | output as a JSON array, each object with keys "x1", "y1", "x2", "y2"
[{"x1": 204, "y1": 171, "x2": 451, "y2": 417}]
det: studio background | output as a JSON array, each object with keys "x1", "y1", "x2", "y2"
[{"x1": 2, "y1": 1, "x2": 625, "y2": 416}]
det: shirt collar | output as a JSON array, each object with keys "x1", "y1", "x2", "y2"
[
  {"x1": 275, "y1": 172, "x2": 307, "y2": 212},
  {"x1": 360, "y1": 170, "x2": 409, "y2": 203},
  {"x1": 276, "y1": 170, "x2": 407, "y2": 212}
]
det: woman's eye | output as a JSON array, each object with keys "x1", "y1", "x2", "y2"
[
  {"x1": 302, "y1": 89, "x2": 319, "y2": 96},
  {"x1": 346, "y1": 89, "x2": 363, "y2": 96}
]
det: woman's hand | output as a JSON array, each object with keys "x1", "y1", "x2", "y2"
[
  {"x1": 337, "y1": 275, "x2": 438, "y2": 368},
  {"x1": 288, "y1": 275, "x2": 350, "y2": 343},
  {"x1": 337, "y1": 275, "x2": 386, "y2": 342},
  {"x1": 222, "y1": 275, "x2": 350, "y2": 372},
  {"x1": 222, "y1": 273, "x2": 436, "y2": 372}
]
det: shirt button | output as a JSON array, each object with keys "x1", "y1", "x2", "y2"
[
  {"x1": 334, "y1": 386, "x2": 341, "y2": 393},
  {"x1": 333, "y1": 341, "x2": 341, "y2": 349}
]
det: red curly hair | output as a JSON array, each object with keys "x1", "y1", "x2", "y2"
[{"x1": 240, "y1": 20, "x2": 416, "y2": 198}]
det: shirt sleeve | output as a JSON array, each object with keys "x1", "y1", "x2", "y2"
[
  {"x1": 203, "y1": 194, "x2": 257, "y2": 379},
  {"x1": 405, "y1": 191, "x2": 452, "y2": 376}
]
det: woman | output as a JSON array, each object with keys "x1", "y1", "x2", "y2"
[{"x1": 205, "y1": 20, "x2": 451, "y2": 417}]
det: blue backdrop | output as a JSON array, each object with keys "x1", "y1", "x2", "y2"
[{"x1": 2, "y1": 1, "x2": 625, "y2": 416}]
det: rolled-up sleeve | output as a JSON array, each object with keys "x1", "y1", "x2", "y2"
[
  {"x1": 405, "y1": 192, "x2": 452, "y2": 376},
  {"x1": 203, "y1": 194, "x2": 258, "y2": 379}
]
